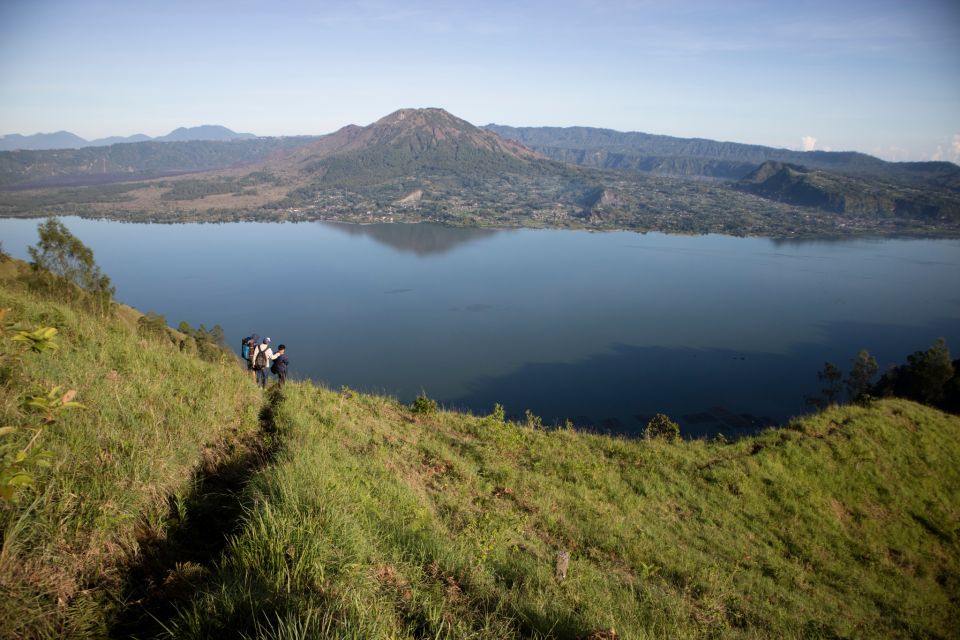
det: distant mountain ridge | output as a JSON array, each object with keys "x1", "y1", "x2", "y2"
[
  {"x1": 0, "y1": 137, "x2": 317, "y2": 189},
  {"x1": 485, "y1": 124, "x2": 960, "y2": 189},
  {"x1": 0, "y1": 125, "x2": 257, "y2": 151}
]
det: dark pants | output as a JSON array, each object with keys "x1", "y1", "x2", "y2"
[
  {"x1": 256, "y1": 367, "x2": 269, "y2": 388},
  {"x1": 277, "y1": 371, "x2": 287, "y2": 388}
]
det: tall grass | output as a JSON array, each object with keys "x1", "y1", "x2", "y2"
[
  {"x1": 0, "y1": 272, "x2": 259, "y2": 639},
  {"x1": 168, "y1": 384, "x2": 960, "y2": 638},
  {"x1": 3, "y1": 255, "x2": 958, "y2": 638}
]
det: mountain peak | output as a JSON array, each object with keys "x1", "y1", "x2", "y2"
[
  {"x1": 284, "y1": 107, "x2": 543, "y2": 174},
  {"x1": 372, "y1": 108, "x2": 481, "y2": 136},
  {"x1": 156, "y1": 125, "x2": 256, "y2": 142},
  {"x1": 376, "y1": 107, "x2": 461, "y2": 126}
]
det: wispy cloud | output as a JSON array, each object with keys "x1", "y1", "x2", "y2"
[{"x1": 800, "y1": 135, "x2": 816, "y2": 151}]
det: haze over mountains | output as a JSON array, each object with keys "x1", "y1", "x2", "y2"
[{"x1": 0, "y1": 125, "x2": 256, "y2": 151}]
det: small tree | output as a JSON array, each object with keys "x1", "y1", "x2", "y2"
[
  {"x1": 818, "y1": 362, "x2": 843, "y2": 405},
  {"x1": 846, "y1": 350, "x2": 878, "y2": 404},
  {"x1": 807, "y1": 361, "x2": 843, "y2": 409},
  {"x1": 209, "y1": 324, "x2": 226, "y2": 349},
  {"x1": 27, "y1": 218, "x2": 114, "y2": 313},
  {"x1": 645, "y1": 413, "x2": 680, "y2": 442}
]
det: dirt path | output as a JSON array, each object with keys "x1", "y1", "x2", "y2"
[{"x1": 109, "y1": 388, "x2": 282, "y2": 638}]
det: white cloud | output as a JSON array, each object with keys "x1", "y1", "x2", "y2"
[
  {"x1": 800, "y1": 135, "x2": 817, "y2": 151},
  {"x1": 931, "y1": 134, "x2": 960, "y2": 163}
]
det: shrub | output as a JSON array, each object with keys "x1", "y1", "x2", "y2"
[
  {"x1": 488, "y1": 403, "x2": 506, "y2": 425},
  {"x1": 410, "y1": 393, "x2": 438, "y2": 415},
  {"x1": 524, "y1": 409, "x2": 543, "y2": 429},
  {"x1": 137, "y1": 312, "x2": 170, "y2": 340},
  {"x1": 645, "y1": 413, "x2": 680, "y2": 442}
]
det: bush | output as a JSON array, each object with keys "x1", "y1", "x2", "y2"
[
  {"x1": 410, "y1": 393, "x2": 438, "y2": 415},
  {"x1": 645, "y1": 413, "x2": 681, "y2": 442},
  {"x1": 488, "y1": 403, "x2": 506, "y2": 425},
  {"x1": 137, "y1": 312, "x2": 170, "y2": 340}
]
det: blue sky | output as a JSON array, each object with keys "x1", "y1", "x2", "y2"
[{"x1": 1, "y1": 0, "x2": 957, "y2": 161}]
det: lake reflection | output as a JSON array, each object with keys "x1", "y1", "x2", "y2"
[
  {"x1": 322, "y1": 221, "x2": 505, "y2": 256},
  {"x1": 2, "y1": 217, "x2": 959, "y2": 437}
]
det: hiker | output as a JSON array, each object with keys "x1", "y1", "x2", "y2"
[
  {"x1": 271, "y1": 344, "x2": 289, "y2": 388},
  {"x1": 251, "y1": 337, "x2": 275, "y2": 389},
  {"x1": 242, "y1": 333, "x2": 259, "y2": 380}
]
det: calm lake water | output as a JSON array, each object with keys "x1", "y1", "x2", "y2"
[{"x1": 3, "y1": 217, "x2": 960, "y2": 437}]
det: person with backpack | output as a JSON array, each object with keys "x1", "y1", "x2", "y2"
[
  {"x1": 251, "y1": 336, "x2": 275, "y2": 389},
  {"x1": 270, "y1": 344, "x2": 289, "y2": 388},
  {"x1": 241, "y1": 333, "x2": 259, "y2": 379}
]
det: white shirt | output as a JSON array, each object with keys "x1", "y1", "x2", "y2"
[{"x1": 252, "y1": 343, "x2": 275, "y2": 362}]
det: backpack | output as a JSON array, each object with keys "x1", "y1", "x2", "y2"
[
  {"x1": 270, "y1": 359, "x2": 279, "y2": 374},
  {"x1": 253, "y1": 345, "x2": 267, "y2": 371},
  {"x1": 241, "y1": 336, "x2": 253, "y2": 360}
]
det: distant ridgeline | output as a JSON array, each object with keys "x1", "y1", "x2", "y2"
[
  {"x1": 487, "y1": 124, "x2": 960, "y2": 222},
  {"x1": 0, "y1": 124, "x2": 258, "y2": 152},
  {"x1": 0, "y1": 136, "x2": 317, "y2": 190},
  {"x1": 484, "y1": 124, "x2": 960, "y2": 187},
  {"x1": 0, "y1": 109, "x2": 958, "y2": 235}
]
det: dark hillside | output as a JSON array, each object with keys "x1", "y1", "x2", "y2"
[
  {"x1": 737, "y1": 161, "x2": 960, "y2": 221},
  {"x1": 0, "y1": 137, "x2": 317, "y2": 189}
]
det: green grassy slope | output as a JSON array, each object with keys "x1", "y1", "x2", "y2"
[
  {"x1": 3, "y1": 256, "x2": 959, "y2": 638},
  {"x1": 169, "y1": 384, "x2": 960, "y2": 639},
  {"x1": 0, "y1": 268, "x2": 260, "y2": 639}
]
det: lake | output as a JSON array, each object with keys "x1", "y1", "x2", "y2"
[{"x1": 3, "y1": 217, "x2": 959, "y2": 438}]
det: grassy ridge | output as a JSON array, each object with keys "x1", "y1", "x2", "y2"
[
  {"x1": 168, "y1": 384, "x2": 960, "y2": 639},
  {"x1": 0, "y1": 269, "x2": 259, "y2": 639},
  {"x1": 3, "y1": 255, "x2": 959, "y2": 638}
]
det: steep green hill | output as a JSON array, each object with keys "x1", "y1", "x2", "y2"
[
  {"x1": 163, "y1": 390, "x2": 960, "y2": 638},
  {"x1": 2, "y1": 256, "x2": 959, "y2": 639},
  {"x1": 0, "y1": 260, "x2": 260, "y2": 639}
]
